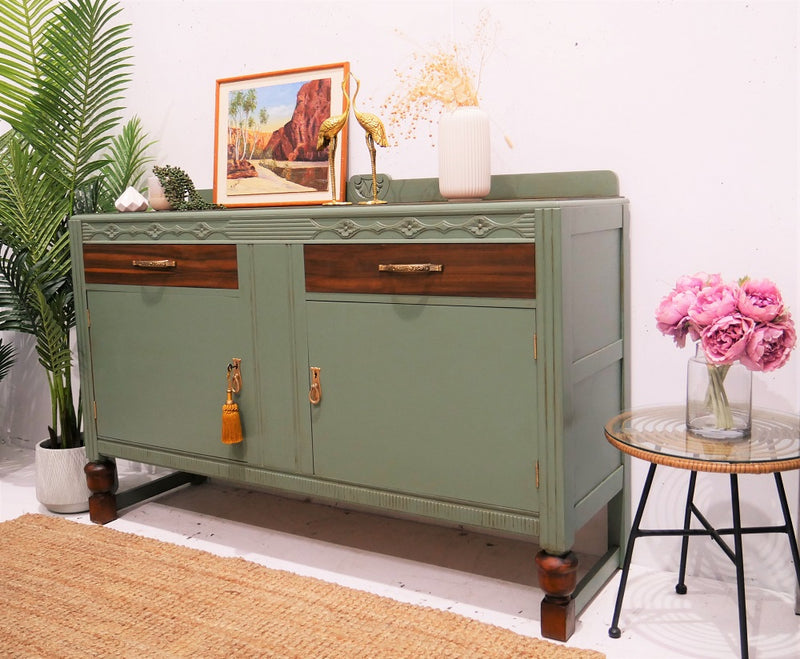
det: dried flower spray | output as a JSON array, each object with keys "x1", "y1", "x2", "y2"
[{"x1": 382, "y1": 10, "x2": 498, "y2": 146}]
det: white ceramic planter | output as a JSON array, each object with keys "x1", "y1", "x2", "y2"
[
  {"x1": 35, "y1": 440, "x2": 91, "y2": 513},
  {"x1": 437, "y1": 106, "x2": 491, "y2": 200},
  {"x1": 147, "y1": 175, "x2": 171, "y2": 211}
]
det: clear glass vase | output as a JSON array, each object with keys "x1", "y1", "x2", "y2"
[{"x1": 686, "y1": 345, "x2": 752, "y2": 440}]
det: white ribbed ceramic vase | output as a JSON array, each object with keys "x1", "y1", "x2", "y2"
[
  {"x1": 437, "y1": 106, "x2": 491, "y2": 200},
  {"x1": 35, "y1": 439, "x2": 91, "y2": 513}
]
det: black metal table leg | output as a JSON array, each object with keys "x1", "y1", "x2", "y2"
[
  {"x1": 676, "y1": 470, "x2": 698, "y2": 595},
  {"x1": 730, "y1": 474, "x2": 749, "y2": 659},
  {"x1": 609, "y1": 462, "x2": 658, "y2": 639},
  {"x1": 773, "y1": 472, "x2": 800, "y2": 589}
]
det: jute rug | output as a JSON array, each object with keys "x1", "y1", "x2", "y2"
[{"x1": 0, "y1": 514, "x2": 604, "y2": 658}]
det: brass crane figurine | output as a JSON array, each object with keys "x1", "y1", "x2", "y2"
[
  {"x1": 316, "y1": 79, "x2": 352, "y2": 205},
  {"x1": 350, "y1": 72, "x2": 388, "y2": 205}
]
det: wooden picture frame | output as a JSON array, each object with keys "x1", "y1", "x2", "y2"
[{"x1": 214, "y1": 62, "x2": 350, "y2": 207}]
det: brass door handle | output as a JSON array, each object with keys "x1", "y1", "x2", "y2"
[
  {"x1": 132, "y1": 259, "x2": 177, "y2": 270},
  {"x1": 377, "y1": 263, "x2": 443, "y2": 273},
  {"x1": 308, "y1": 367, "x2": 322, "y2": 405}
]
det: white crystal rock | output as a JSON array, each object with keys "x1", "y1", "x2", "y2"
[{"x1": 115, "y1": 186, "x2": 149, "y2": 212}]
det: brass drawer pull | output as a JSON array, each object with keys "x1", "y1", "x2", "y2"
[
  {"x1": 308, "y1": 367, "x2": 322, "y2": 405},
  {"x1": 378, "y1": 263, "x2": 443, "y2": 273},
  {"x1": 132, "y1": 259, "x2": 177, "y2": 270}
]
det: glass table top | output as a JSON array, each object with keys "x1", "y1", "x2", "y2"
[{"x1": 605, "y1": 406, "x2": 800, "y2": 473}]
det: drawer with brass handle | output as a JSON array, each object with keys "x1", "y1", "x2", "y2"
[
  {"x1": 304, "y1": 243, "x2": 535, "y2": 298},
  {"x1": 83, "y1": 244, "x2": 238, "y2": 289}
]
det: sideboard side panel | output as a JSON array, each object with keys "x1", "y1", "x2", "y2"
[
  {"x1": 534, "y1": 202, "x2": 627, "y2": 553},
  {"x1": 562, "y1": 204, "x2": 627, "y2": 531}
]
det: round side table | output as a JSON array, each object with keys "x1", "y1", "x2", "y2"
[{"x1": 605, "y1": 406, "x2": 800, "y2": 659}]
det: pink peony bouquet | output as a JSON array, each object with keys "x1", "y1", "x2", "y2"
[{"x1": 655, "y1": 273, "x2": 796, "y2": 371}]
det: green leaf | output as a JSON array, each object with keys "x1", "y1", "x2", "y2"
[
  {"x1": 98, "y1": 115, "x2": 156, "y2": 211},
  {"x1": 0, "y1": 135, "x2": 72, "y2": 275},
  {"x1": 0, "y1": 338, "x2": 14, "y2": 381},
  {"x1": 0, "y1": 0, "x2": 53, "y2": 126},
  {"x1": 4, "y1": 0, "x2": 133, "y2": 206}
]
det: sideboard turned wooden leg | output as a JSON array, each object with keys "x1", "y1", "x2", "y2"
[
  {"x1": 84, "y1": 460, "x2": 118, "y2": 524},
  {"x1": 85, "y1": 461, "x2": 206, "y2": 525},
  {"x1": 535, "y1": 549, "x2": 579, "y2": 641}
]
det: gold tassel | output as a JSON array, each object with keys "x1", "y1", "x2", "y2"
[
  {"x1": 221, "y1": 389, "x2": 243, "y2": 444},
  {"x1": 221, "y1": 360, "x2": 243, "y2": 444}
]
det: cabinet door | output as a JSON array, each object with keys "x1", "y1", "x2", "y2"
[
  {"x1": 307, "y1": 300, "x2": 539, "y2": 513},
  {"x1": 84, "y1": 243, "x2": 258, "y2": 463}
]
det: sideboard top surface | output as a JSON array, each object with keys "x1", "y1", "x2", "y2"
[{"x1": 71, "y1": 171, "x2": 625, "y2": 244}]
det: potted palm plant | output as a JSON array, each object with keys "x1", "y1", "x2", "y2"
[{"x1": 0, "y1": 0, "x2": 153, "y2": 512}]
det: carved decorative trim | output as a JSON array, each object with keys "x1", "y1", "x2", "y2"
[
  {"x1": 83, "y1": 221, "x2": 221, "y2": 241},
  {"x1": 80, "y1": 211, "x2": 536, "y2": 242},
  {"x1": 350, "y1": 173, "x2": 391, "y2": 203},
  {"x1": 317, "y1": 212, "x2": 536, "y2": 240}
]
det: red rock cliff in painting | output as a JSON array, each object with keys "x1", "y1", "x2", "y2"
[{"x1": 266, "y1": 78, "x2": 331, "y2": 162}]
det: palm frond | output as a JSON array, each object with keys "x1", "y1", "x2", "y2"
[
  {"x1": 32, "y1": 285, "x2": 72, "y2": 376},
  {"x1": 0, "y1": 337, "x2": 16, "y2": 381},
  {"x1": 97, "y1": 115, "x2": 156, "y2": 211},
  {"x1": 0, "y1": 135, "x2": 73, "y2": 291},
  {"x1": 0, "y1": 246, "x2": 37, "y2": 333},
  {"x1": 0, "y1": 0, "x2": 53, "y2": 126},
  {"x1": 11, "y1": 0, "x2": 132, "y2": 197},
  {"x1": 0, "y1": 248, "x2": 74, "y2": 335},
  {"x1": 40, "y1": 1, "x2": 131, "y2": 178}
]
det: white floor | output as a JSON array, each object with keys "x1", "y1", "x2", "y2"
[{"x1": 2, "y1": 441, "x2": 799, "y2": 658}]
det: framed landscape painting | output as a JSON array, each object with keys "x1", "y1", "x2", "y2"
[{"x1": 213, "y1": 62, "x2": 350, "y2": 207}]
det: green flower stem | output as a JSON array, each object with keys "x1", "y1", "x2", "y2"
[{"x1": 705, "y1": 363, "x2": 733, "y2": 429}]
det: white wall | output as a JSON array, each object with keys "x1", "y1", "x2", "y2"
[{"x1": 2, "y1": 0, "x2": 798, "y2": 595}]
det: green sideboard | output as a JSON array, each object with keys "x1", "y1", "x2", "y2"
[{"x1": 69, "y1": 171, "x2": 629, "y2": 640}]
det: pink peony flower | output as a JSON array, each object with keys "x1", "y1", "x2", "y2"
[
  {"x1": 737, "y1": 278, "x2": 785, "y2": 323},
  {"x1": 672, "y1": 273, "x2": 707, "y2": 294},
  {"x1": 688, "y1": 282, "x2": 738, "y2": 328},
  {"x1": 656, "y1": 272, "x2": 794, "y2": 373},
  {"x1": 676, "y1": 272, "x2": 722, "y2": 292},
  {"x1": 654, "y1": 273, "x2": 721, "y2": 347},
  {"x1": 740, "y1": 319, "x2": 797, "y2": 372},
  {"x1": 700, "y1": 313, "x2": 754, "y2": 364},
  {"x1": 655, "y1": 290, "x2": 695, "y2": 347}
]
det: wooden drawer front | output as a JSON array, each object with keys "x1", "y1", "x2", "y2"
[
  {"x1": 304, "y1": 243, "x2": 535, "y2": 298},
  {"x1": 83, "y1": 244, "x2": 238, "y2": 289}
]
